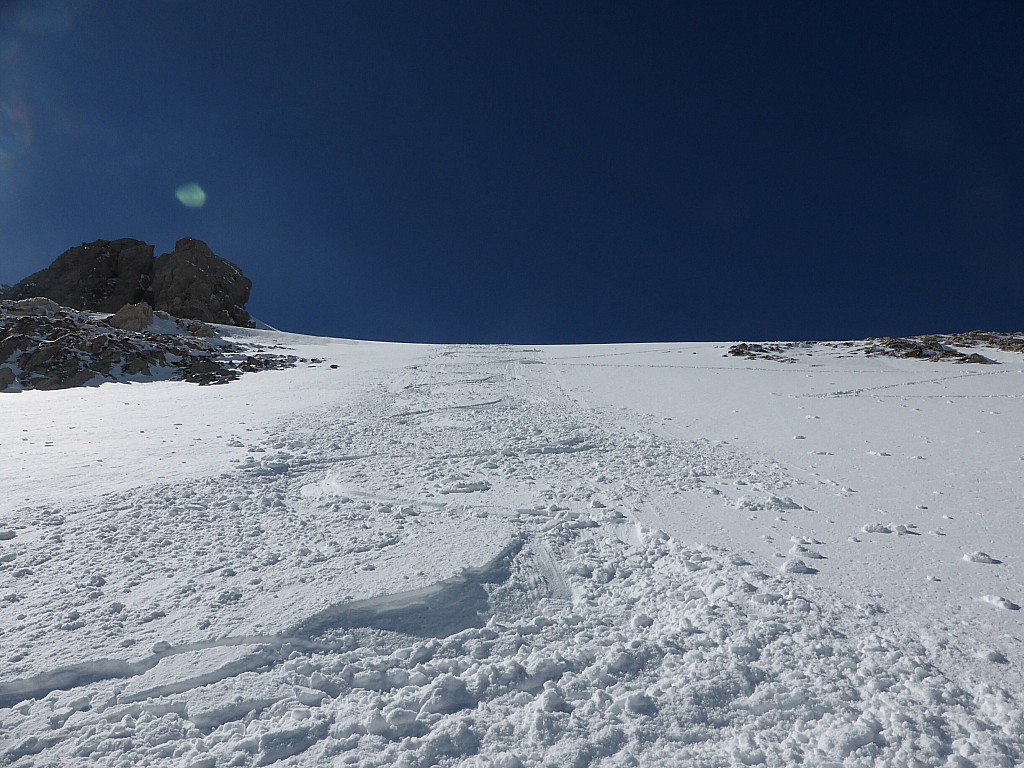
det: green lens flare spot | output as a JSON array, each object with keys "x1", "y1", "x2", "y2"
[{"x1": 175, "y1": 183, "x2": 207, "y2": 208}]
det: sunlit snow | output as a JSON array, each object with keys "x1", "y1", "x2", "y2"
[{"x1": 1, "y1": 329, "x2": 1023, "y2": 766}]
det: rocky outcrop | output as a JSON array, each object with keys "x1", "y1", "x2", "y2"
[
  {"x1": 107, "y1": 301, "x2": 154, "y2": 332},
  {"x1": 151, "y1": 238, "x2": 253, "y2": 327},
  {"x1": 0, "y1": 299, "x2": 296, "y2": 392},
  {"x1": 6, "y1": 239, "x2": 154, "y2": 313},
  {"x1": 5, "y1": 237, "x2": 254, "y2": 327}
]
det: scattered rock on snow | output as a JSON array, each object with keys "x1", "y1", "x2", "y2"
[
  {"x1": 727, "y1": 332, "x2": 1024, "y2": 365},
  {"x1": 0, "y1": 300, "x2": 296, "y2": 392},
  {"x1": 862, "y1": 335, "x2": 995, "y2": 364}
]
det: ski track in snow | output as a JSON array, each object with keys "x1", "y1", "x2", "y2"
[{"x1": 1, "y1": 342, "x2": 1023, "y2": 766}]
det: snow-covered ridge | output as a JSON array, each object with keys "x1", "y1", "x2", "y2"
[{"x1": 1, "y1": 333, "x2": 1023, "y2": 765}]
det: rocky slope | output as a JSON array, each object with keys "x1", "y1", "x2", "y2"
[{"x1": 0, "y1": 298, "x2": 298, "y2": 392}]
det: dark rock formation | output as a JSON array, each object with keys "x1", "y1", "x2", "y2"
[
  {"x1": 0, "y1": 299, "x2": 295, "y2": 392},
  {"x1": 6, "y1": 238, "x2": 154, "y2": 313},
  {"x1": 5, "y1": 237, "x2": 254, "y2": 327},
  {"x1": 152, "y1": 238, "x2": 253, "y2": 327}
]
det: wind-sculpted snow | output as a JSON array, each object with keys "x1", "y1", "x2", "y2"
[{"x1": 1, "y1": 339, "x2": 1023, "y2": 765}]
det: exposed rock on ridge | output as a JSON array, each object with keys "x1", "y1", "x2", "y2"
[
  {"x1": 726, "y1": 332, "x2": 1023, "y2": 365},
  {"x1": 5, "y1": 237, "x2": 254, "y2": 327}
]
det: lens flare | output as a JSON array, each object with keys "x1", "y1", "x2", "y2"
[{"x1": 175, "y1": 182, "x2": 207, "y2": 208}]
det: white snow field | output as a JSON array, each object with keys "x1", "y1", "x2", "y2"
[{"x1": 1, "y1": 329, "x2": 1023, "y2": 767}]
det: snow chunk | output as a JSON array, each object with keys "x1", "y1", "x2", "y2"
[
  {"x1": 978, "y1": 648, "x2": 1009, "y2": 664},
  {"x1": 441, "y1": 480, "x2": 492, "y2": 494},
  {"x1": 862, "y1": 522, "x2": 892, "y2": 534},
  {"x1": 789, "y1": 544, "x2": 825, "y2": 559},
  {"x1": 779, "y1": 558, "x2": 816, "y2": 574},
  {"x1": 963, "y1": 551, "x2": 1001, "y2": 564},
  {"x1": 982, "y1": 594, "x2": 1021, "y2": 611}
]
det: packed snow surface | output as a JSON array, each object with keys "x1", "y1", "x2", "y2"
[{"x1": 1, "y1": 330, "x2": 1023, "y2": 766}]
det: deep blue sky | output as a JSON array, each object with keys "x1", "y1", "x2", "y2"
[{"x1": 1, "y1": 1, "x2": 1021, "y2": 342}]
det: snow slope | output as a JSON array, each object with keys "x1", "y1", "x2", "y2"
[{"x1": 1, "y1": 330, "x2": 1022, "y2": 767}]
